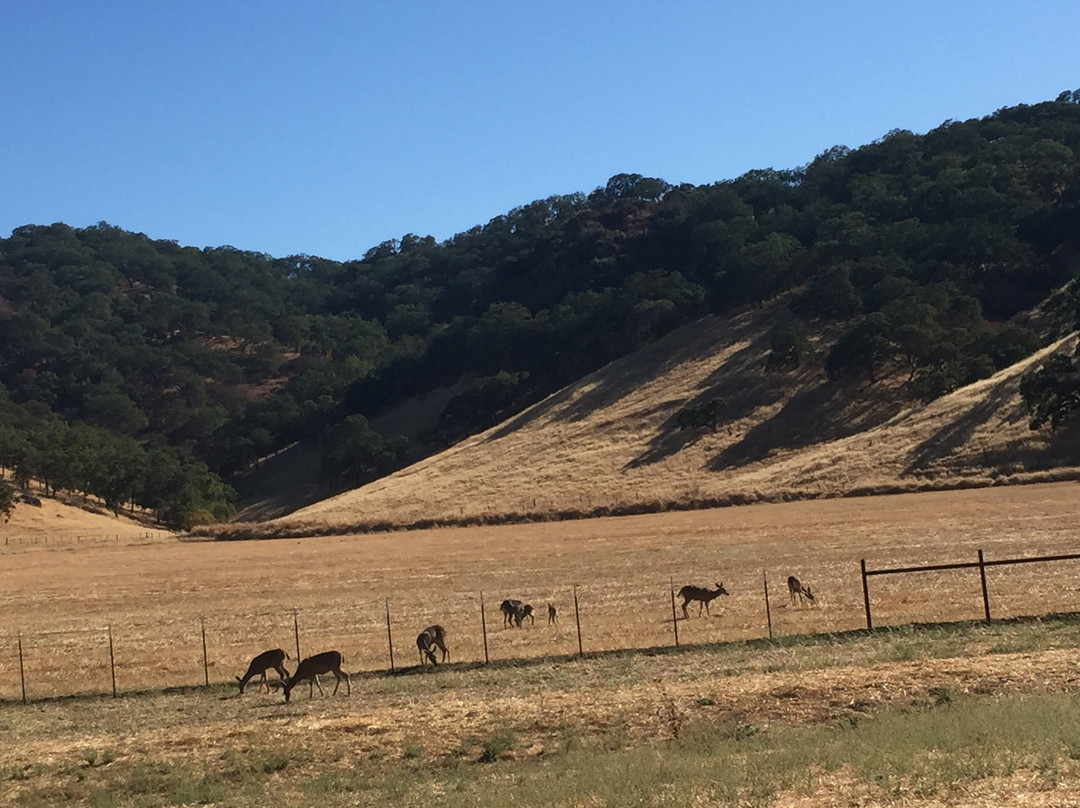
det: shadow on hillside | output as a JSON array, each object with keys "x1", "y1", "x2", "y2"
[
  {"x1": 486, "y1": 311, "x2": 767, "y2": 443},
  {"x1": 626, "y1": 339, "x2": 788, "y2": 468},
  {"x1": 233, "y1": 442, "x2": 351, "y2": 521},
  {"x1": 903, "y1": 378, "x2": 1021, "y2": 476},
  {"x1": 905, "y1": 377, "x2": 1080, "y2": 476},
  {"x1": 706, "y1": 381, "x2": 909, "y2": 471}
]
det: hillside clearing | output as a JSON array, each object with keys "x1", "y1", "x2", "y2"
[{"x1": 223, "y1": 299, "x2": 1080, "y2": 538}]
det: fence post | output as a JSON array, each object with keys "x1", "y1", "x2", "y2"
[
  {"x1": 200, "y1": 617, "x2": 209, "y2": 686},
  {"x1": 861, "y1": 559, "x2": 873, "y2": 630},
  {"x1": 978, "y1": 549, "x2": 991, "y2": 622},
  {"x1": 385, "y1": 598, "x2": 395, "y2": 673},
  {"x1": 573, "y1": 584, "x2": 583, "y2": 657},
  {"x1": 17, "y1": 631, "x2": 26, "y2": 704},
  {"x1": 480, "y1": 591, "x2": 489, "y2": 664},
  {"x1": 763, "y1": 570, "x2": 773, "y2": 640},
  {"x1": 107, "y1": 625, "x2": 117, "y2": 698},
  {"x1": 669, "y1": 578, "x2": 680, "y2": 648},
  {"x1": 292, "y1": 609, "x2": 301, "y2": 662}
]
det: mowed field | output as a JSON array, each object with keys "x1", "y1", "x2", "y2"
[{"x1": 2, "y1": 482, "x2": 1078, "y2": 702}]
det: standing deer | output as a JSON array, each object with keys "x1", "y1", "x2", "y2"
[
  {"x1": 787, "y1": 576, "x2": 816, "y2": 605},
  {"x1": 236, "y1": 648, "x2": 291, "y2": 694},
  {"x1": 547, "y1": 603, "x2": 558, "y2": 625},
  {"x1": 282, "y1": 650, "x2": 350, "y2": 703},
  {"x1": 677, "y1": 582, "x2": 729, "y2": 619},
  {"x1": 417, "y1": 625, "x2": 449, "y2": 666}
]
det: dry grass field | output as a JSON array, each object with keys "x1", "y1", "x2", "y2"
[
  {"x1": 3, "y1": 481, "x2": 1079, "y2": 700},
  {"x1": 4, "y1": 482, "x2": 1080, "y2": 806}
]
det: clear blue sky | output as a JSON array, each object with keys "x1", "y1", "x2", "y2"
[{"x1": 3, "y1": 1, "x2": 1078, "y2": 262}]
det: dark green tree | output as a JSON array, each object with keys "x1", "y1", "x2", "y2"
[
  {"x1": 1020, "y1": 347, "x2": 1080, "y2": 430},
  {"x1": 0, "y1": 477, "x2": 14, "y2": 522}
]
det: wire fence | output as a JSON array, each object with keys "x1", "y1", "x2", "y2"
[
  {"x1": 2, "y1": 532, "x2": 166, "y2": 549},
  {"x1": 2, "y1": 547, "x2": 1078, "y2": 704}
]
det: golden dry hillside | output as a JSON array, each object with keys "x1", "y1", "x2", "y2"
[
  {"x1": 215, "y1": 298, "x2": 1080, "y2": 538},
  {"x1": 2, "y1": 488, "x2": 169, "y2": 544}
]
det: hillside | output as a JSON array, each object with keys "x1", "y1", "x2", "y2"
[
  {"x1": 4, "y1": 96, "x2": 1080, "y2": 531},
  {"x1": 2, "y1": 487, "x2": 170, "y2": 544},
  {"x1": 211, "y1": 296, "x2": 1080, "y2": 538}
]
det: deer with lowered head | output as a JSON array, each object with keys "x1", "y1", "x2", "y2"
[
  {"x1": 282, "y1": 650, "x2": 350, "y2": 703},
  {"x1": 236, "y1": 648, "x2": 291, "y2": 694},
  {"x1": 500, "y1": 599, "x2": 535, "y2": 628},
  {"x1": 677, "y1": 582, "x2": 729, "y2": 619},
  {"x1": 417, "y1": 625, "x2": 449, "y2": 666},
  {"x1": 787, "y1": 575, "x2": 816, "y2": 605}
]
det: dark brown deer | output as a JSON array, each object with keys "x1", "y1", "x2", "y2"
[
  {"x1": 787, "y1": 575, "x2": 816, "y2": 605},
  {"x1": 282, "y1": 651, "x2": 350, "y2": 703},
  {"x1": 500, "y1": 599, "x2": 535, "y2": 628},
  {"x1": 547, "y1": 603, "x2": 558, "y2": 625},
  {"x1": 677, "y1": 582, "x2": 729, "y2": 619},
  {"x1": 416, "y1": 625, "x2": 449, "y2": 666},
  {"x1": 236, "y1": 648, "x2": 291, "y2": 694}
]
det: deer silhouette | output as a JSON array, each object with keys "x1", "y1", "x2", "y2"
[{"x1": 677, "y1": 582, "x2": 729, "y2": 619}]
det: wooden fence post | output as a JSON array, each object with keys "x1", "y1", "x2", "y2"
[
  {"x1": 763, "y1": 570, "x2": 773, "y2": 640},
  {"x1": 17, "y1": 631, "x2": 26, "y2": 704},
  {"x1": 107, "y1": 625, "x2": 117, "y2": 698},
  {"x1": 385, "y1": 598, "x2": 395, "y2": 673},
  {"x1": 200, "y1": 617, "x2": 209, "y2": 686},
  {"x1": 669, "y1": 578, "x2": 680, "y2": 648},
  {"x1": 480, "y1": 591, "x2": 489, "y2": 664},
  {"x1": 292, "y1": 609, "x2": 301, "y2": 662},
  {"x1": 573, "y1": 585, "x2": 583, "y2": 657},
  {"x1": 861, "y1": 559, "x2": 873, "y2": 630},
  {"x1": 978, "y1": 549, "x2": 991, "y2": 622}
]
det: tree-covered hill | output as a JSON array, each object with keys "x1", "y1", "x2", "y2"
[{"x1": 2, "y1": 93, "x2": 1079, "y2": 528}]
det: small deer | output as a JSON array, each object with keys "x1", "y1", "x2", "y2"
[
  {"x1": 547, "y1": 603, "x2": 558, "y2": 625},
  {"x1": 500, "y1": 599, "x2": 535, "y2": 628},
  {"x1": 236, "y1": 648, "x2": 291, "y2": 694},
  {"x1": 787, "y1": 575, "x2": 816, "y2": 605},
  {"x1": 417, "y1": 625, "x2": 449, "y2": 666},
  {"x1": 282, "y1": 651, "x2": 350, "y2": 703},
  {"x1": 677, "y1": 582, "x2": 729, "y2": 619}
]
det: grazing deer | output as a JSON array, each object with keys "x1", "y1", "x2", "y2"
[
  {"x1": 282, "y1": 651, "x2": 350, "y2": 703},
  {"x1": 417, "y1": 625, "x2": 449, "y2": 666},
  {"x1": 500, "y1": 599, "x2": 522, "y2": 627},
  {"x1": 500, "y1": 599, "x2": 535, "y2": 628},
  {"x1": 787, "y1": 575, "x2": 816, "y2": 605},
  {"x1": 677, "y1": 582, "x2": 729, "y2": 619},
  {"x1": 547, "y1": 603, "x2": 558, "y2": 625},
  {"x1": 236, "y1": 648, "x2": 291, "y2": 694}
]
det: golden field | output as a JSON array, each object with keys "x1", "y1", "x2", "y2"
[
  {"x1": 4, "y1": 482, "x2": 1080, "y2": 806},
  {"x1": 2, "y1": 481, "x2": 1078, "y2": 702}
]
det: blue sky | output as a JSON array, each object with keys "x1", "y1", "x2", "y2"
[{"x1": 3, "y1": 1, "x2": 1078, "y2": 262}]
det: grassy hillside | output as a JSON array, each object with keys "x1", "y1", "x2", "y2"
[
  {"x1": 5, "y1": 97, "x2": 1080, "y2": 530},
  {"x1": 212, "y1": 295, "x2": 1080, "y2": 538}
]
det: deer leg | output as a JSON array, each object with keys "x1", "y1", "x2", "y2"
[
  {"x1": 311, "y1": 674, "x2": 325, "y2": 697},
  {"x1": 258, "y1": 671, "x2": 269, "y2": 693}
]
